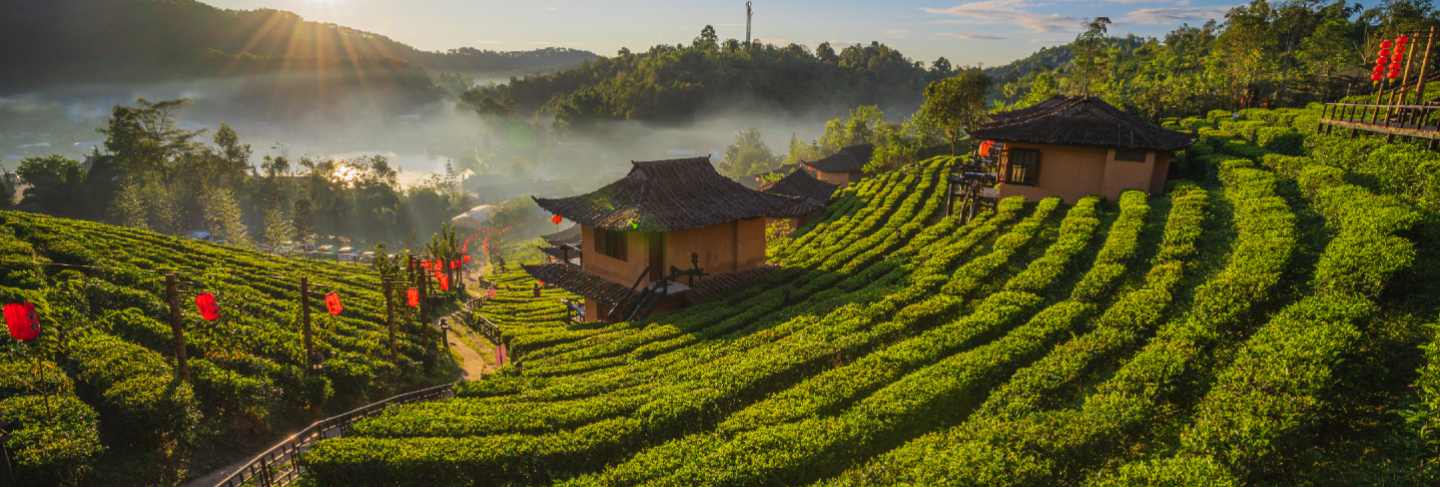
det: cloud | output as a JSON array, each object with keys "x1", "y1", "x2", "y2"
[
  {"x1": 1121, "y1": 6, "x2": 1230, "y2": 24},
  {"x1": 937, "y1": 32, "x2": 1008, "y2": 40},
  {"x1": 923, "y1": 0, "x2": 1086, "y2": 33}
]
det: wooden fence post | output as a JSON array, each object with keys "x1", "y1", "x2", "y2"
[
  {"x1": 1416, "y1": 27, "x2": 1436, "y2": 106},
  {"x1": 300, "y1": 276, "x2": 314, "y2": 372},
  {"x1": 165, "y1": 273, "x2": 190, "y2": 382}
]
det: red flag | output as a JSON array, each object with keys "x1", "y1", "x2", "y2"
[
  {"x1": 195, "y1": 293, "x2": 220, "y2": 321},
  {"x1": 438, "y1": 273, "x2": 451, "y2": 292},
  {"x1": 4, "y1": 302, "x2": 40, "y2": 342},
  {"x1": 324, "y1": 292, "x2": 343, "y2": 316},
  {"x1": 551, "y1": 214, "x2": 563, "y2": 225}
]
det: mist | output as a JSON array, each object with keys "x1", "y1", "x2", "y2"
[{"x1": 0, "y1": 73, "x2": 849, "y2": 204}]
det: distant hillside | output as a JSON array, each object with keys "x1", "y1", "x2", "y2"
[
  {"x1": 0, "y1": 0, "x2": 598, "y2": 93},
  {"x1": 463, "y1": 36, "x2": 947, "y2": 127}
]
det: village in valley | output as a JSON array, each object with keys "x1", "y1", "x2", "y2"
[{"x1": 6, "y1": 0, "x2": 1440, "y2": 486}]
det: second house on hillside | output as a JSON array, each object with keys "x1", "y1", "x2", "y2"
[
  {"x1": 972, "y1": 96, "x2": 1193, "y2": 203},
  {"x1": 525, "y1": 156, "x2": 820, "y2": 323},
  {"x1": 802, "y1": 143, "x2": 873, "y2": 187}
]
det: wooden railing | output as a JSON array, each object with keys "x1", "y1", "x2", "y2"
[
  {"x1": 212, "y1": 382, "x2": 456, "y2": 487},
  {"x1": 1319, "y1": 102, "x2": 1440, "y2": 143}
]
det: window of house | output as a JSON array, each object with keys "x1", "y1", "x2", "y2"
[
  {"x1": 1006, "y1": 149, "x2": 1041, "y2": 186},
  {"x1": 1115, "y1": 148, "x2": 1148, "y2": 162},
  {"x1": 594, "y1": 229, "x2": 627, "y2": 261}
]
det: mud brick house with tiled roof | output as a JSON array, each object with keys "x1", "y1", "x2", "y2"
[
  {"x1": 525, "y1": 156, "x2": 819, "y2": 322},
  {"x1": 971, "y1": 96, "x2": 1193, "y2": 203}
]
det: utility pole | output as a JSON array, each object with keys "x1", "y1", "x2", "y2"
[{"x1": 746, "y1": 1, "x2": 753, "y2": 46}]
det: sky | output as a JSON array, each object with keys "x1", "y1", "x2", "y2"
[{"x1": 204, "y1": 0, "x2": 1263, "y2": 67}]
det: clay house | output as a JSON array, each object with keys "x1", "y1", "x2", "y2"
[
  {"x1": 539, "y1": 224, "x2": 581, "y2": 265},
  {"x1": 802, "y1": 143, "x2": 874, "y2": 187},
  {"x1": 969, "y1": 96, "x2": 1192, "y2": 203},
  {"x1": 763, "y1": 168, "x2": 838, "y2": 228},
  {"x1": 524, "y1": 156, "x2": 820, "y2": 323}
]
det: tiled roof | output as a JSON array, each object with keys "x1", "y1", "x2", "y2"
[
  {"x1": 533, "y1": 156, "x2": 820, "y2": 232},
  {"x1": 970, "y1": 96, "x2": 1192, "y2": 151}
]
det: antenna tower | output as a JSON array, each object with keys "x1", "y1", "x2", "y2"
[{"x1": 746, "y1": 2, "x2": 753, "y2": 45}]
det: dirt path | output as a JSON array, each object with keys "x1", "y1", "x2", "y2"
[{"x1": 446, "y1": 325, "x2": 493, "y2": 380}]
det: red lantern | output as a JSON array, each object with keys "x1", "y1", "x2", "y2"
[
  {"x1": 438, "y1": 273, "x2": 451, "y2": 292},
  {"x1": 551, "y1": 214, "x2": 563, "y2": 225},
  {"x1": 486, "y1": 288, "x2": 497, "y2": 299},
  {"x1": 324, "y1": 292, "x2": 343, "y2": 316},
  {"x1": 195, "y1": 293, "x2": 220, "y2": 321},
  {"x1": 4, "y1": 302, "x2": 40, "y2": 342},
  {"x1": 463, "y1": 255, "x2": 472, "y2": 264},
  {"x1": 420, "y1": 259, "x2": 431, "y2": 270},
  {"x1": 450, "y1": 260, "x2": 461, "y2": 271},
  {"x1": 406, "y1": 288, "x2": 420, "y2": 308}
]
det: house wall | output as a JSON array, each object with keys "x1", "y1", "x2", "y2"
[
  {"x1": 997, "y1": 143, "x2": 1107, "y2": 204},
  {"x1": 663, "y1": 218, "x2": 768, "y2": 277},
  {"x1": 996, "y1": 143, "x2": 1173, "y2": 203},
  {"x1": 1100, "y1": 148, "x2": 1158, "y2": 200},
  {"x1": 1149, "y1": 152, "x2": 1171, "y2": 193},
  {"x1": 805, "y1": 165, "x2": 855, "y2": 187},
  {"x1": 580, "y1": 225, "x2": 650, "y2": 285}
]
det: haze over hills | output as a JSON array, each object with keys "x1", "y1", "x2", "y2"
[{"x1": 0, "y1": 0, "x2": 599, "y2": 93}]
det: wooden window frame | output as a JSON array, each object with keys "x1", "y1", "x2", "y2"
[
  {"x1": 1005, "y1": 148, "x2": 1042, "y2": 186},
  {"x1": 595, "y1": 228, "x2": 628, "y2": 261},
  {"x1": 1114, "y1": 148, "x2": 1148, "y2": 162}
]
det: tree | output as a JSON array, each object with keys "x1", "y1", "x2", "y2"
[
  {"x1": 293, "y1": 198, "x2": 316, "y2": 244},
  {"x1": 201, "y1": 185, "x2": 250, "y2": 246},
  {"x1": 917, "y1": 68, "x2": 993, "y2": 153},
  {"x1": 694, "y1": 25, "x2": 719, "y2": 51},
  {"x1": 1070, "y1": 17, "x2": 1113, "y2": 96},
  {"x1": 930, "y1": 56, "x2": 954, "y2": 78},
  {"x1": 262, "y1": 207, "x2": 295, "y2": 249},
  {"x1": 720, "y1": 128, "x2": 778, "y2": 179},
  {"x1": 110, "y1": 180, "x2": 149, "y2": 229},
  {"x1": 816, "y1": 42, "x2": 838, "y2": 63},
  {"x1": 213, "y1": 123, "x2": 251, "y2": 187},
  {"x1": 16, "y1": 155, "x2": 85, "y2": 217}
]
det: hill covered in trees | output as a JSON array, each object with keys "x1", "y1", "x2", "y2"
[
  {"x1": 984, "y1": 0, "x2": 1434, "y2": 119},
  {"x1": 0, "y1": 0, "x2": 598, "y2": 94},
  {"x1": 461, "y1": 26, "x2": 957, "y2": 128}
]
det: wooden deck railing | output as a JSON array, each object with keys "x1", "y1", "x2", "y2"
[
  {"x1": 1319, "y1": 102, "x2": 1440, "y2": 143},
  {"x1": 212, "y1": 382, "x2": 456, "y2": 487}
]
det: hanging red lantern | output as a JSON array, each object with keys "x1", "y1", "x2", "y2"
[
  {"x1": 4, "y1": 302, "x2": 40, "y2": 342},
  {"x1": 463, "y1": 255, "x2": 472, "y2": 264},
  {"x1": 406, "y1": 288, "x2": 420, "y2": 308},
  {"x1": 324, "y1": 292, "x2": 343, "y2": 316},
  {"x1": 420, "y1": 259, "x2": 431, "y2": 270},
  {"x1": 978, "y1": 140, "x2": 994, "y2": 157},
  {"x1": 450, "y1": 260, "x2": 461, "y2": 271},
  {"x1": 438, "y1": 273, "x2": 451, "y2": 292},
  {"x1": 551, "y1": 214, "x2": 563, "y2": 225},
  {"x1": 195, "y1": 293, "x2": 220, "y2": 321}
]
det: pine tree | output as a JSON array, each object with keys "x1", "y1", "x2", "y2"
[
  {"x1": 110, "y1": 180, "x2": 148, "y2": 229},
  {"x1": 202, "y1": 185, "x2": 250, "y2": 246},
  {"x1": 263, "y1": 206, "x2": 295, "y2": 249}
]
